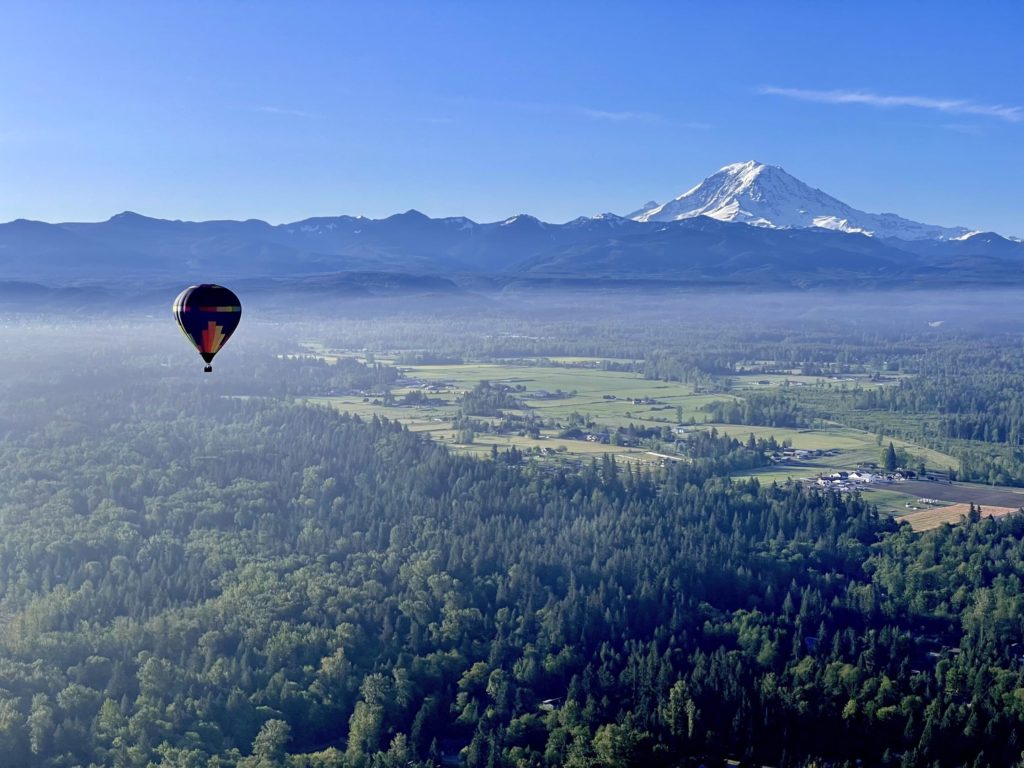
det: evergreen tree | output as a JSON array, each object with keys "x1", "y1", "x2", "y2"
[{"x1": 884, "y1": 441, "x2": 898, "y2": 471}]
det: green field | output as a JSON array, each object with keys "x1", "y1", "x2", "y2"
[
  {"x1": 863, "y1": 487, "x2": 934, "y2": 516},
  {"x1": 305, "y1": 357, "x2": 959, "y2": 483},
  {"x1": 308, "y1": 361, "x2": 706, "y2": 461},
  {"x1": 716, "y1": 424, "x2": 958, "y2": 473}
]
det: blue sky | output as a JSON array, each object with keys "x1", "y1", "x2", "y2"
[{"x1": 1, "y1": 1, "x2": 1021, "y2": 234}]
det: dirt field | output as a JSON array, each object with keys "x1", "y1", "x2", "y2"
[
  {"x1": 895, "y1": 479, "x2": 1024, "y2": 508},
  {"x1": 901, "y1": 503, "x2": 1022, "y2": 532}
]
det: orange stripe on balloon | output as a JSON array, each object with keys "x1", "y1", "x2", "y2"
[{"x1": 201, "y1": 321, "x2": 226, "y2": 354}]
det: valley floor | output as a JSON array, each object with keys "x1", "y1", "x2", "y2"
[{"x1": 303, "y1": 351, "x2": 1019, "y2": 525}]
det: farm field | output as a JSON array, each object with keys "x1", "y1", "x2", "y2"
[
  {"x1": 901, "y1": 502, "x2": 1022, "y2": 532},
  {"x1": 308, "y1": 360, "x2": 703, "y2": 461},
  {"x1": 305, "y1": 357, "x2": 961, "y2": 487},
  {"x1": 894, "y1": 479, "x2": 1024, "y2": 508},
  {"x1": 715, "y1": 419, "x2": 956, "y2": 465},
  {"x1": 862, "y1": 487, "x2": 929, "y2": 516}
]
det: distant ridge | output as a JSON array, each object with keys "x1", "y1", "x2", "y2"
[{"x1": 0, "y1": 163, "x2": 1020, "y2": 290}]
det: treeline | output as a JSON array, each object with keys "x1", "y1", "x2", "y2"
[
  {"x1": 460, "y1": 382, "x2": 525, "y2": 417},
  {"x1": 703, "y1": 393, "x2": 808, "y2": 429},
  {"x1": 853, "y1": 372, "x2": 1024, "y2": 445}
]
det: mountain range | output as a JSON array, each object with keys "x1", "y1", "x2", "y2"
[{"x1": 1, "y1": 161, "x2": 1021, "y2": 295}]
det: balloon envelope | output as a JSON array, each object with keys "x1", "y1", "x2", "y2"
[{"x1": 172, "y1": 284, "x2": 242, "y2": 370}]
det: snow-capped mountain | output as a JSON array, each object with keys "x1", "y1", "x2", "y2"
[
  {"x1": 631, "y1": 161, "x2": 971, "y2": 240},
  {"x1": 3, "y1": 165, "x2": 1022, "y2": 289}
]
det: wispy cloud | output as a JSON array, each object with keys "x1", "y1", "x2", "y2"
[
  {"x1": 548, "y1": 102, "x2": 706, "y2": 129},
  {"x1": 759, "y1": 86, "x2": 1023, "y2": 123},
  {"x1": 254, "y1": 105, "x2": 314, "y2": 118},
  {"x1": 447, "y1": 97, "x2": 707, "y2": 129},
  {"x1": 572, "y1": 106, "x2": 662, "y2": 122}
]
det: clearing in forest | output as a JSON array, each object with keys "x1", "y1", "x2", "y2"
[{"x1": 306, "y1": 356, "x2": 955, "y2": 473}]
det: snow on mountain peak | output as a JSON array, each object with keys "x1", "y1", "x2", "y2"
[
  {"x1": 717, "y1": 160, "x2": 773, "y2": 182},
  {"x1": 626, "y1": 200, "x2": 661, "y2": 219},
  {"x1": 630, "y1": 161, "x2": 970, "y2": 240},
  {"x1": 500, "y1": 214, "x2": 544, "y2": 228}
]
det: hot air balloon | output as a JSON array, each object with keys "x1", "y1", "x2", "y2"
[{"x1": 172, "y1": 284, "x2": 242, "y2": 372}]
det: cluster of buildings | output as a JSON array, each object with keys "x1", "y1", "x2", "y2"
[{"x1": 814, "y1": 469, "x2": 913, "y2": 491}]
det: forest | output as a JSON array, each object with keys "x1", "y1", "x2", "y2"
[{"x1": 2, "y1": 291, "x2": 1024, "y2": 767}]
